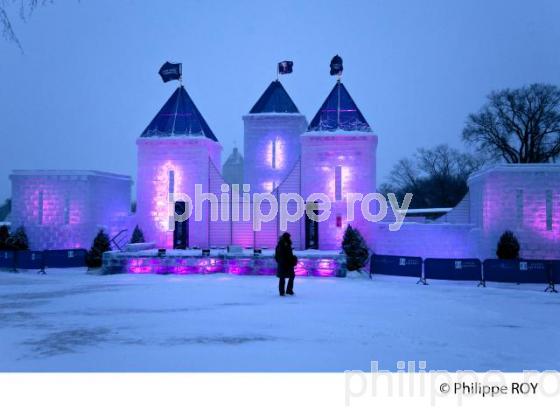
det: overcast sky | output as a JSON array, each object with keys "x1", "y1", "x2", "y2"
[{"x1": 1, "y1": 0, "x2": 559, "y2": 201}]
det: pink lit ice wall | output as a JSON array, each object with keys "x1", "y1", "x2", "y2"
[
  {"x1": 369, "y1": 165, "x2": 560, "y2": 260},
  {"x1": 9, "y1": 170, "x2": 132, "y2": 250},
  {"x1": 136, "y1": 137, "x2": 222, "y2": 248},
  {"x1": 300, "y1": 131, "x2": 378, "y2": 249},
  {"x1": 468, "y1": 164, "x2": 560, "y2": 259},
  {"x1": 372, "y1": 222, "x2": 476, "y2": 258}
]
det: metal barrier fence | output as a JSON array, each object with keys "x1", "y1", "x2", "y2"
[
  {"x1": 482, "y1": 259, "x2": 552, "y2": 286},
  {"x1": 370, "y1": 254, "x2": 557, "y2": 292},
  {"x1": 424, "y1": 258, "x2": 482, "y2": 284},
  {"x1": 0, "y1": 251, "x2": 15, "y2": 269},
  {"x1": 1, "y1": 248, "x2": 558, "y2": 291},
  {"x1": 44, "y1": 249, "x2": 88, "y2": 268},
  {"x1": 0, "y1": 249, "x2": 87, "y2": 272},
  {"x1": 370, "y1": 254, "x2": 423, "y2": 279}
]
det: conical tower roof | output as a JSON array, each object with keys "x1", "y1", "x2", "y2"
[
  {"x1": 307, "y1": 81, "x2": 371, "y2": 132},
  {"x1": 249, "y1": 80, "x2": 300, "y2": 114},
  {"x1": 140, "y1": 86, "x2": 218, "y2": 141}
]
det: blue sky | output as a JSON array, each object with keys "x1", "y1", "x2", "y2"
[{"x1": 1, "y1": 0, "x2": 559, "y2": 200}]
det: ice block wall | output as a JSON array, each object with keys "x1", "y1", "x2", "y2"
[
  {"x1": 136, "y1": 137, "x2": 222, "y2": 248},
  {"x1": 10, "y1": 170, "x2": 132, "y2": 250}
]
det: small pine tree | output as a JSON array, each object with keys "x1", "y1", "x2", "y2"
[
  {"x1": 86, "y1": 229, "x2": 112, "y2": 268},
  {"x1": 8, "y1": 226, "x2": 29, "y2": 251},
  {"x1": 130, "y1": 225, "x2": 145, "y2": 244},
  {"x1": 496, "y1": 230, "x2": 520, "y2": 259},
  {"x1": 0, "y1": 225, "x2": 10, "y2": 250},
  {"x1": 342, "y1": 225, "x2": 369, "y2": 271}
]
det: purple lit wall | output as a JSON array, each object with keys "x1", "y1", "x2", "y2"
[
  {"x1": 103, "y1": 251, "x2": 345, "y2": 277},
  {"x1": 136, "y1": 137, "x2": 222, "y2": 248},
  {"x1": 243, "y1": 113, "x2": 307, "y2": 192},
  {"x1": 373, "y1": 164, "x2": 560, "y2": 260},
  {"x1": 468, "y1": 164, "x2": 560, "y2": 259},
  {"x1": 9, "y1": 170, "x2": 132, "y2": 250},
  {"x1": 373, "y1": 222, "x2": 476, "y2": 258},
  {"x1": 300, "y1": 131, "x2": 378, "y2": 249}
]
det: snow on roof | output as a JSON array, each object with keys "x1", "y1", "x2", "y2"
[
  {"x1": 10, "y1": 170, "x2": 132, "y2": 181},
  {"x1": 140, "y1": 85, "x2": 218, "y2": 141},
  {"x1": 249, "y1": 80, "x2": 300, "y2": 114},
  {"x1": 468, "y1": 163, "x2": 560, "y2": 183},
  {"x1": 397, "y1": 208, "x2": 453, "y2": 214},
  {"x1": 307, "y1": 80, "x2": 371, "y2": 132},
  {"x1": 303, "y1": 130, "x2": 375, "y2": 137}
]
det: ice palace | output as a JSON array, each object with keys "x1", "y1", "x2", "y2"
[{"x1": 8, "y1": 70, "x2": 560, "y2": 263}]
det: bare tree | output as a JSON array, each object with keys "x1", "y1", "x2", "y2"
[
  {"x1": 463, "y1": 84, "x2": 560, "y2": 163},
  {"x1": 1, "y1": 0, "x2": 51, "y2": 50},
  {"x1": 380, "y1": 144, "x2": 485, "y2": 209}
]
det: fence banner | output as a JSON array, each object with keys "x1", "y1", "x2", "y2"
[
  {"x1": 370, "y1": 254, "x2": 422, "y2": 278},
  {"x1": 424, "y1": 258, "x2": 482, "y2": 282},
  {"x1": 44, "y1": 249, "x2": 88, "y2": 268},
  {"x1": 483, "y1": 259, "x2": 551, "y2": 284},
  {"x1": 550, "y1": 261, "x2": 560, "y2": 286},
  {"x1": 0, "y1": 250, "x2": 15, "y2": 269},
  {"x1": 15, "y1": 251, "x2": 45, "y2": 270}
]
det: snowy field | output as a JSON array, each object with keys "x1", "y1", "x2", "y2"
[{"x1": 0, "y1": 269, "x2": 558, "y2": 372}]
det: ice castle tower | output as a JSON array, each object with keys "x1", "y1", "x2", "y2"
[
  {"x1": 243, "y1": 80, "x2": 308, "y2": 192},
  {"x1": 136, "y1": 85, "x2": 222, "y2": 248},
  {"x1": 301, "y1": 80, "x2": 378, "y2": 249}
]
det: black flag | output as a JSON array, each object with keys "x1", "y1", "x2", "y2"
[
  {"x1": 330, "y1": 55, "x2": 343, "y2": 76},
  {"x1": 278, "y1": 61, "x2": 293, "y2": 75},
  {"x1": 159, "y1": 61, "x2": 182, "y2": 83}
]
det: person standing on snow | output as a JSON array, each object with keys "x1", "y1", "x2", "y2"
[{"x1": 274, "y1": 232, "x2": 298, "y2": 296}]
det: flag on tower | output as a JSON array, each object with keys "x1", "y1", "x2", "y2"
[
  {"x1": 278, "y1": 61, "x2": 293, "y2": 75},
  {"x1": 330, "y1": 55, "x2": 343, "y2": 76},
  {"x1": 158, "y1": 61, "x2": 182, "y2": 83}
]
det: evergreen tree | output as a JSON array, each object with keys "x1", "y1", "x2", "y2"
[
  {"x1": 130, "y1": 225, "x2": 145, "y2": 244},
  {"x1": 342, "y1": 225, "x2": 369, "y2": 271},
  {"x1": 86, "y1": 229, "x2": 112, "y2": 268},
  {"x1": 8, "y1": 226, "x2": 29, "y2": 251},
  {"x1": 496, "y1": 230, "x2": 520, "y2": 259},
  {"x1": 0, "y1": 225, "x2": 10, "y2": 250}
]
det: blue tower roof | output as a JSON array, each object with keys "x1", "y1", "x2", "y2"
[
  {"x1": 140, "y1": 86, "x2": 218, "y2": 141},
  {"x1": 307, "y1": 81, "x2": 371, "y2": 132},
  {"x1": 249, "y1": 80, "x2": 300, "y2": 114}
]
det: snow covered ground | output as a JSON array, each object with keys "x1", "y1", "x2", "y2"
[{"x1": 0, "y1": 269, "x2": 558, "y2": 372}]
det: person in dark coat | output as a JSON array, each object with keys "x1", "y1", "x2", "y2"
[{"x1": 274, "y1": 232, "x2": 298, "y2": 296}]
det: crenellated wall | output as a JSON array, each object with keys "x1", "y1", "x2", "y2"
[{"x1": 9, "y1": 170, "x2": 132, "y2": 250}]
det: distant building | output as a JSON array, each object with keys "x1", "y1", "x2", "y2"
[{"x1": 222, "y1": 147, "x2": 244, "y2": 185}]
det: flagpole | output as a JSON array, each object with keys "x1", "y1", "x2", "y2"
[
  {"x1": 171, "y1": 77, "x2": 181, "y2": 136},
  {"x1": 337, "y1": 74, "x2": 341, "y2": 127}
]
